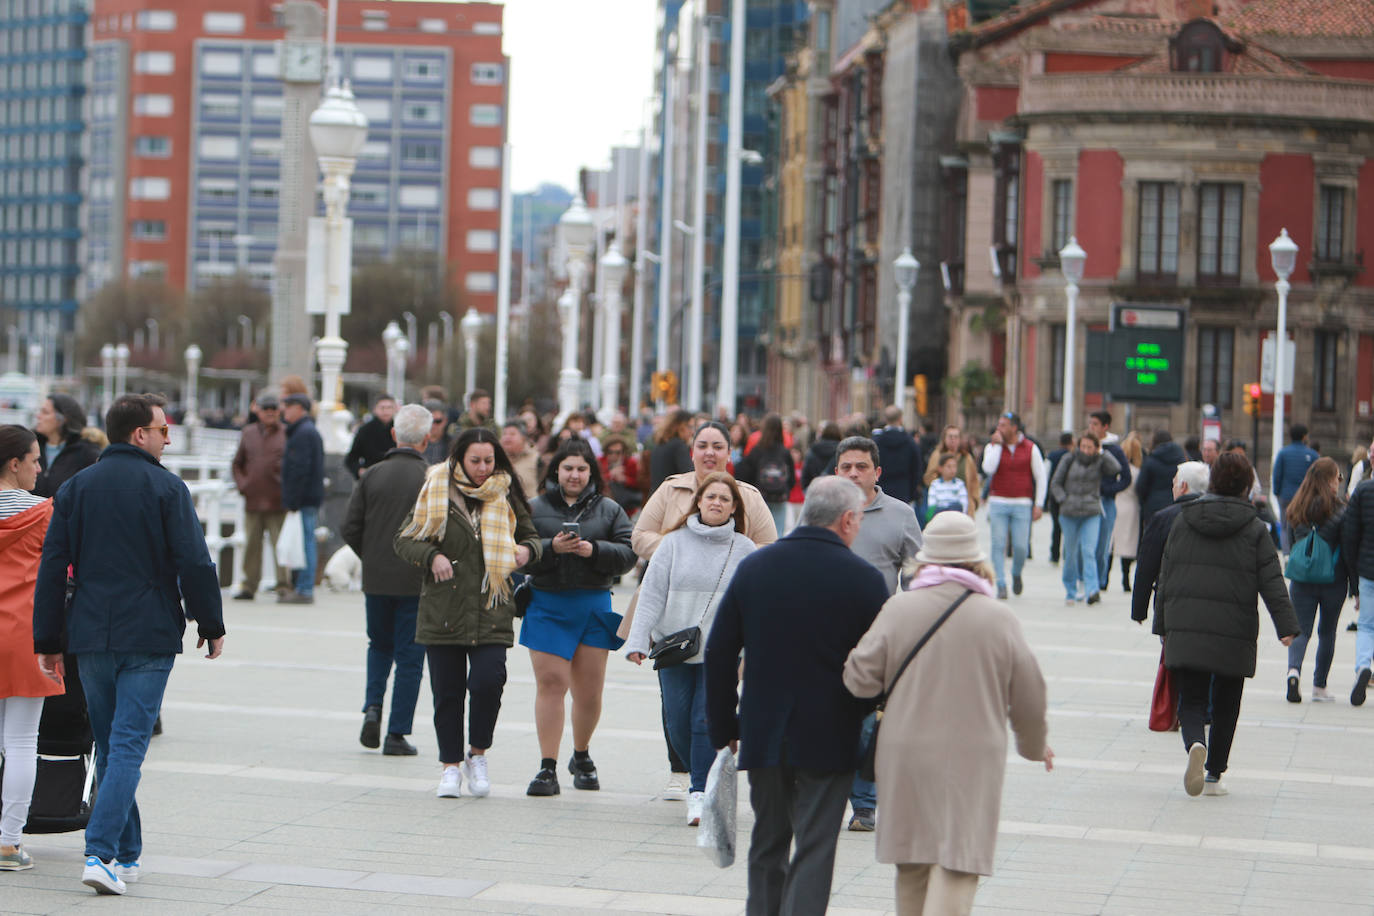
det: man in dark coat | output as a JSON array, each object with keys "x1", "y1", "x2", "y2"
[
  {"x1": 34, "y1": 393, "x2": 224, "y2": 895},
  {"x1": 705, "y1": 476, "x2": 889, "y2": 916},
  {"x1": 872, "y1": 405, "x2": 923, "y2": 507},
  {"x1": 280, "y1": 393, "x2": 325, "y2": 604},
  {"x1": 1131, "y1": 461, "x2": 1209, "y2": 624},
  {"x1": 1341, "y1": 476, "x2": 1374, "y2": 703},
  {"x1": 342, "y1": 403, "x2": 431, "y2": 756},
  {"x1": 1272, "y1": 423, "x2": 1319, "y2": 551},
  {"x1": 344, "y1": 394, "x2": 396, "y2": 479},
  {"x1": 1135, "y1": 430, "x2": 1187, "y2": 530},
  {"x1": 230, "y1": 393, "x2": 286, "y2": 599}
]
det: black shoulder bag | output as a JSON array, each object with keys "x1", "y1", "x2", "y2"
[
  {"x1": 859, "y1": 589, "x2": 973, "y2": 782},
  {"x1": 648, "y1": 539, "x2": 736, "y2": 670}
]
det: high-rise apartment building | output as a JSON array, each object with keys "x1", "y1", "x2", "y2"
[{"x1": 85, "y1": 0, "x2": 507, "y2": 312}]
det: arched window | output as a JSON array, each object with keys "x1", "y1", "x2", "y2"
[{"x1": 1172, "y1": 21, "x2": 1228, "y2": 73}]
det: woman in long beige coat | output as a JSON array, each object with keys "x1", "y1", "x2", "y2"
[
  {"x1": 843, "y1": 512, "x2": 1052, "y2": 916},
  {"x1": 1112, "y1": 432, "x2": 1144, "y2": 589}
]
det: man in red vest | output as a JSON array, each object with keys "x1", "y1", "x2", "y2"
[{"x1": 981, "y1": 412, "x2": 1047, "y2": 600}]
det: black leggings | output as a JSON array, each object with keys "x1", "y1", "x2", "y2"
[
  {"x1": 426, "y1": 644, "x2": 507, "y2": 764},
  {"x1": 1176, "y1": 668, "x2": 1244, "y2": 777}
]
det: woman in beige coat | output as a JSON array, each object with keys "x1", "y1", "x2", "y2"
[{"x1": 843, "y1": 512, "x2": 1053, "y2": 916}]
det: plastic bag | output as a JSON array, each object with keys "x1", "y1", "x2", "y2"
[
  {"x1": 697, "y1": 747, "x2": 737, "y2": 868},
  {"x1": 276, "y1": 511, "x2": 305, "y2": 570}
]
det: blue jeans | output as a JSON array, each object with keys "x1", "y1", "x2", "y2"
[
  {"x1": 78, "y1": 652, "x2": 174, "y2": 863},
  {"x1": 1288, "y1": 580, "x2": 1346, "y2": 688},
  {"x1": 295, "y1": 505, "x2": 319, "y2": 597},
  {"x1": 364, "y1": 594, "x2": 425, "y2": 735},
  {"x1": 1095, "y1": 497, "x2": 1117, "y2": 590},
  {"x1": 1060, "y1": 514, "x2": 1101, "y2": 600},
  {"x1": 849, "y1": 711, "x2": 878, "y2": 811},
  {"x1": 988, "y1": 501, "x2": 1031, "y2": 589},
  {"x1": 658, "y1": 664, "x2": 712, "y2": 793},
  {"x1": 1356, "y1": 578, "x2": 1374, "y2": 674}
]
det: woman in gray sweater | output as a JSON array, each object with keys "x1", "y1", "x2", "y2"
[
  {"x1": 1051, "y1": 432, "x2": 1121, "y2": 606},
  {"x1": 626, "y1": 471, "x2": 755, "y2": 826}
]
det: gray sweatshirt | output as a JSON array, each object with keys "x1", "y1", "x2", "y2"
[{"x1": 850, "y1": 487, "x2": 924, "y2": 595}]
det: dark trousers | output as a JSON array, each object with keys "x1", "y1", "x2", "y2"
[
  {"x1": 1048, "y1": 501, "x2": 1063, "y2": 562},
  {"x1": 363, "y1": 594, "x2": 425, "y2": 735},
  {"x1": 746, "y1": 765, "x2": 851, "y2": 916},
  {"x1": 663, "y1": 704, "x2": 688, "y2": 772},
  {"x1": 1176, "y1": 668, "x2": 1244, "y2": 777},
  {"x1": 1288, "y1": 580, "x2": 1347, "y2": 688},
  {"x1": 425, "y1": 644, "x2": 506, "y2": 763}
]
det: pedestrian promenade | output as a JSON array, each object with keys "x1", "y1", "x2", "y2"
[{"x1": 8, "y1": 521, "x2": 1374, "y2": 914}]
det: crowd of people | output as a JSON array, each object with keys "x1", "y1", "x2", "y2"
[{"x1": 6, "y1": 383, "x2": 1374, "y2": 915}]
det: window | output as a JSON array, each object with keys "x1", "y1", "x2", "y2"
[
  {"x1": 134, "y1": 51, "x2": 174, "y2": 74},
  {"x1": 1051, "y1": 179, "x2": 1073, "y2": 253},
  {"x1": 419, "y1": 18, "x2": 446, "y2": 33},
  {"x1": 251, "y1": 94, "x2": 283, "y2": 119},
  {"x1": 354, "y1": 223, "x2": 387, "y2": 248},
  {"x1": 991, "y1": 139, "x2": 1019, "y2": 281},
  {"x1": 1050, "y1": 324, "x2": 1065, "y2": 403},
  {"x1": 249, "y1": 220, "x2": 278, "y2": 242},
  {"x1": 404, "y1": 58, "x2": 443, "y2": 81},
  {"x1": 940, "y1": 161, "x2": 967, "y2": 294},
  {"x1": 128, "y1": 260, "x2": 168, "y2": 278},
  {"x1": 133, "y1": 94, "x2": 173, "y2": 116},
  {"x1": 399, "y1": 186, "x2": 439, "y2": 208},
  {"x1": 352, "y1": 183, "x2": 388, "y2": 206},
  {"x1": 352, "y1": 56, "x2": 393, "y2": 81},
  {"x1": 471, "y1": 63, "x2": 503, "y2": 85},
  {"x1": 203, "y1": 11, "x2": 245, "y2": 33},
  {"x1": 1314, "y1": 330, "x2": 1338, "y2": 412},
  {"x1": 199, "y1": 135, "x2": 239, "y2": 159},
  {"x1": 251, "y1": 51, "x2": 279, "y2": 77},
  {"x1": 202, "y1": 93, "x2": 240, "y2": 118},
  {"x1": 361, "y1": 10, "x2": 388, "y2": 31},
  {"x1": 356, "y1": 97, "x2": 390, "y2": 123},
  {"x1": 400, "y1": 222, "x2": 437, "y2": 247},
  {"x1": 358, "y1": 140, "x2": 390, "y2": 163},
  {"x1": 134, "y1": 136, "x2": 170, "y2": 157},
  {"x1": 131, "y1": 219, "x2": 165, "y2": 240},
  {"x1": 1197, "y1": 182, "x2": 1242, "y2": 283},
  {"x1": 129, "y1": 177, "x2": 170, "y2": 200},
  {"x1": 467, "y1": 188, "x2": 499, "y2": 210},
  {"x1": 1137, "y1": 181, "x2": 1180, "y2": 283},
  {"x1": 136, "y1": 10, "x2": 176, "y2": 31},
  {"x1": 469, "y1": 104, "x2": 502, "y2": 127},
  {"x1": 405, "y1": 101, "x2": 441, "y2": 124},
  {"x1": 1196, "y1": 326, "x2": 1234, "y2": 409},
  {"x1": 1316, "y1": 185, "x2": 1346, "y2": 262},
  {"x1": 467, "y1": 229, "x2": 497, "y2": 253},
  {"x1": 466, "y1": 271, "x2": 497, "y2": 293},
  {"x1": 403, "y1": 140, "x2": 441, "y2": 165},
  {"x1": 198, "y1": 178, "x2": 237, "y2": 201},
  {"x1": 468, "y1": 146, "x2": 499, "y2": 169},
  {"x1": 249, "y1": 179, "x2": 280, "y2": 202},
  {"x1": 202, "y1": 51, "x2": 242, "y2": 77},
  {"x1": 249, "y1": 137, "x2": 282, "y2": 160},
  {"x1": 1173, "y1": 21, "x2": 1226, "y2": 73},
  {"x1": 474, "y1": 22, "x2": 501, "y2": 35}
]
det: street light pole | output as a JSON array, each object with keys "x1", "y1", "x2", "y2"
[
  {"x1": 656, "y1": 52, "x2": 677, "y2": 387},
  {"x1": 1058, "y1": 237, "x2": 1087, "y2": 434},
  {"x1": 438, "y1": 311, "x2": 454, "y2": 395},
  {"x1": 718, "y1": 0, "x2": 746, "y2": 416},
  {"x1": 1269, "y1": 228, "x2": 1298, "y2": 482},
  {"x1": 892, "y1": 248, "x2": 919, "y2": 418},
  {"x1": 114, "y1": 343, "x2": 129, "y2": 397},
  {"x1": 461, "y1": 307, "x2": 482, "y2": 407},
  {"x1": 556, "y1": 196, "x2": 594, "y2": 428},
  {"x1": 382, "y1": 321, "x2": 403, "y2": 397},
  {"x1": 494, "y1": 141, "x2": 514, "y2": 422},
  {"x1": 599, "y1": 244, "x2": 629, "y2": 424},
  {"x1": 100, "y1": 343, "x2": 115, "y2": 415},
  {"x1": 184, "y1": 343, "x2": 203, "y2": 427},
  {"x1": 687, "y1": 13, "x2": 710, "y2": 412},
  {"x1": 631, "y1": 120, "x2": 651, "y2": 410}
]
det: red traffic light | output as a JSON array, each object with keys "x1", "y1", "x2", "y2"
[{"x1": 1247, "y1": 383, "x2": 1261, "y2": 398}]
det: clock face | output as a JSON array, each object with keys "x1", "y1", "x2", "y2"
[{"x1": 282, "y1": 40, "x2": 324, "y2": 83}]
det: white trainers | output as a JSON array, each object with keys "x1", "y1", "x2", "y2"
[
  {"x1": 114, "y1": 860, "x2": 140, "y2": 884},
  {"x1": 663, "y1": 772, "x2": 689, "y2": 801},
  {"x1": 1184, "y1": 742, "x2": 1207, "y2": 797},
  {"x1": 1313, "y1": 686, "x2": 1335, "y2": 702},
  {"x1": 687, "y1": 791, "x2": 704, "y2": 826},
  {"x1": 436, "y1": 765, "x2": 462, "y2": 798},
  {"x1": 1203, "y1": 777, "x2": 1228, "y2": 796},
  {"x1": 82, "y1": 856, "x2": 127, "y2": 895},
  {"x1": 462, "y1": 752, "x2": 490, "y2": 797}
]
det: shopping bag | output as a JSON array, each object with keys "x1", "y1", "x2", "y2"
[
  {"x1": 276, "y1": 511, "x2": 305, "y2": 570},
  {"x1": 1149, "y1": 647, "x2": 1178, "y2": 732},
  {"x1": 697, "y1": 747, "x2": 737, "y2": 868}
]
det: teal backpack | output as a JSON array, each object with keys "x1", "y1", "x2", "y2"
[{"x1": 1285, "y1": 530, "x2": 1341, "y2": 584}]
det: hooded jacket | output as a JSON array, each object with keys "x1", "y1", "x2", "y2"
[
  {"x1": 0, "y1": 498, "x2": 64, "y2": 697},
  {"x1": 1153, "y1": 495, "x2": 1299, "y2": 678},
  {"x1": 1135, "y1": 441, "x2": 1188, "y2": 524}
]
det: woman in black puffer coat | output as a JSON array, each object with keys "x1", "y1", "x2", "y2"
[
  {"x1": 1154, "y1": 453, "x2": 1299, "y2": 797},
  {"x1": 32, "y1": 394, "x2": 101, "y2": 498},
  {"x1": 1135, "y1": 429, "x2": 1187, "y2": 532}
]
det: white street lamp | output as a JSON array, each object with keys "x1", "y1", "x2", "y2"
[
  {"x1": 393, "y1": 335, "x2": 409, "y2": 401},
  {"x1": 237, "y1": 315, "x2": 253, "y2": 350},
  {"x1": 461, "y1": 307, "x2": 483, "y2": 407},
  {"x1": 598, "y1": 244, "x2": 630, "y2": 424},
  {"x1": 438, "y1": 311, "x2": 454, "y2": 394},
  {"x1": 557, "y1": 289, "x2": 579, "y2": 424},
  {"x1": 145, "y1": 318, "x2": 160, "y2": 352},
  {"x1": 100, "y1": 343, "x2": 116, "y2": 415},
  {"x1": 114, "y1": 342, "x2": 130, "y2": 397},
  {"x1": 1058, "y1": 237, "x2": 1087, "y2": 434},
  {"x1": 718, "y1": 0, "x2": 747, "y2": 417},
  {"x1": 556, "y1": 196, "x2": 595, "y2": 426},
  {"x1": 1269, "y1": 228, "x2": 1298, "y2": 480},
  {"x1": 184, "y1": 343, "x2": 203, "y2": 427},
  {"x1": 892, "y1": 248, "x2": 920, "y2": 418},
  {"x1": 382, "y1": 320, "x2": 403, "y2": 397}
]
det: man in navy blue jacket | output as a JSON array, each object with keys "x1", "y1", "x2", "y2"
[
  {"x1": 1273, "y1": 423, "x2": 1320, "y2": 552},
  {"x1": 279, "y1": 393, "x2": 325, "y2": 604},
  {"x1": 34, "y1": 393, "x2": 224, "y2": 895},
  {"x1": 872, "y1": 405, "x2": 923, "y2": 508},
  {"x1": 705, "y1": 476, "x2": 889, "y2": 916}
]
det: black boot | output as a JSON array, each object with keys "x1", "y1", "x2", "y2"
[{"x1": 1121, "y1": 558, "x2": 1133, "y2": 592}]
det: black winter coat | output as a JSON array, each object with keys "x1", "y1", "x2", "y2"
[
  {"x1": 282, "y1": 415, "x2": 325, "y2": 510},
  {"x1": 649, "y1": 438, "x2": 692, "y2": 493},
  {"x1": 735, "y1": 443, "x2": 795, "y2": 503},
  {"x1": 345, "y1": 416, "x2": 394, "y2": 479},
  {"x1": 1153, "y1": 495, "x2": 1299, "y2": 678},
  {"x1": 1342, "y1": 481, "x2": 1374, "y2": 584},
  {"x1": 872, "y1": 427, "x2": 923, "y2": 503},
  {"x1": 1131, "y1": 492, "x2": 1201, "y2": 622},
  {"x1": 341, "y1": 448, "x2": 428, "y2": 596},
  {"x1": 801, "y1": 439, "x2": 839, "y2": 489},
  {"x1": 1135, "y1": 441, "x2": 1187, "y2": 525},
  {"x1": 33, "y1": 433, "x2": 101, "y2": 498},
  {"x1": 527, "y1": 483, "x2": 636, "y2": 591}
]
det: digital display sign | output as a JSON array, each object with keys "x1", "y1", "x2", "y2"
[{"x1": 1106, "y1": 305, "x2": 1185, "y2": 403}]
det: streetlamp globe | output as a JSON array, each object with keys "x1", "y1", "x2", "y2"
[
  {"x1": 184, "y1": 343, "x2": 202, "y2": 368},
  {"x1": 601, "y1": 244, "x2": 629, "y2": 289},
  {"x1": 382, "y1": 320, "x2": 403, "y2": 349},
  {"x1": 1059, "y1": 236, "x2": 1087, "y2": 285},
  {"x1": 1269, "y1": 227, "x2": 1298, "y2": 280},
  {"x1": 893, "y1": 247, "x2": 920, "y2": 291},
  {"x1": 558, "y1": 195, "x2": 595, "y2": 263},
  {"x1": 460, "y1": 307, "x2": 483, "y2": 348},
  {"x1": 308, "y1": 84, "x2": 369, "y2": 160},
  {"x1": 114, "y1": 343, "x2": 129, "y2": 362},
  {"x1": 100, "y1": 343, "x2": 115, "y2": 363}
]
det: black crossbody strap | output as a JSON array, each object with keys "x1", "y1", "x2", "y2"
[{"x1": 877, "y1": 589, "x2": 973, "y2": 711}]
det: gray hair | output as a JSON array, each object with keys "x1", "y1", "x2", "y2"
[
  {"x1": 1174, "y1": 460, "x2": 1210, "y2": 495},
  {"x1": 799, "y1": 476, "x2": 865, "y2": 528},
  {"x1": 393, "y1": 403, "x2": 432, "y2": 447}
]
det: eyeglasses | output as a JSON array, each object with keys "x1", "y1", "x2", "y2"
[
  {"x1": 432, "y1": 418, "x2": 447, "y2": 426},
  {"x1": 141, "y1": 425, "x2": 169, "y2": 438}
]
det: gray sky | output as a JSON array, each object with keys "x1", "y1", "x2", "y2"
[{"x1": 503, "y1": 0, "x2": 657, "y2": 194}]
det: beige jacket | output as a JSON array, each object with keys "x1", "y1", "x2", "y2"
[{"x1": 843, "y1": 580, "x2": 1047, "y2": 875}]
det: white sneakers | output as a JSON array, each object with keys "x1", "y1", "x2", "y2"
[
  {"x1": 663, "y1": 772, "x2": 689, "y2": 801},
  {"x1": 461, "y1": 753, "x2": 491, "y2": 797},
  {"x1": 436, "y1": 765, "x2": 462, "y2": 798},
  {"x1": 1184, "y1": 742, "x2": 1207, "y2": 797},
  {"x1": 82, "y1": 856, "x2": 127, "y2": 895},
  {"x1": 687, "y1": 791, "x2": 704, "y2": 826},
  {"x1": 1313, "y1": 686, "x2": 1335, "y2": 702},
  {"x1": 115, "y1": 861, "x2": 140, "y2": 884},
  {"x1": 1203, "y1": 777, "x2": 1228, "y2": 796}
]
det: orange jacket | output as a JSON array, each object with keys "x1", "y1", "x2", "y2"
[{"x1": 0, "y1": 499, "x2": 64, "y2": 698}]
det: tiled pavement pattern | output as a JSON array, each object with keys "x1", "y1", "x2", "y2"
[{"x1": 7, "y1": 519, "x2": 1374, "y2": 914}]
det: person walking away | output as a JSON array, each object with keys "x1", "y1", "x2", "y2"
[
  {"x1": 1282, "y1": 457, "x2": 1351, "y2": 703},
  {"x1": 32, "y1": 394, "x2": 101, "y2": 498},
  {"x1": 705, "y1": 477, "x2": 889, "y2": 915},
  {"x1": 344, "y1": 394, "x2": 396, "y2": 479},
  {"x1": 32, "y1": 395, "x2": 225, "y2": 894},
  {"x1": 1044, "y1": 432, "x2": 1074, "y2": 563},
  {"x1": 501, "y1": 420, "x2": 541, "y2": 499},
  {"x1": 1087, "y1": 411, "x2": 1133, "y2": 592},
  {"x1": 1131, "y1": 461, "x2": 1209, "y2": 625},
  {"x1": 279, "y1": 393, "x2": 324, "y2": 605},
  {"x1": 926, "y1": 453, "x2": 971, "y2": 521},
  {"x1": 0, "y1": 426, "x2": 65, "y2": 871},
  {"x1": 1272, "y1": 424, "x2": 1320, "y2": 552},
  {"x1": 1113, "y1": 432, "x2": 1145, "y2": 590},
  {"x1": 649, "y1": 409, "x2": 695, "y2": 494},
  {"x1": 802, "y1": 421, "x2": 842, "y2": 490},
  {"x1": 393, "y1": 428, "x2": 540, "y2": 798},
  {"x1": 735, "y1": 413, "x2": 795, "y2": 535},
  {"x1": 872, "y1": 405, "x2": 924, "y2": 511},
  {"x1": 1154, "y1": 453, "x2": 1298, "y2": 796},
  {"x1": 1135, "y1": 430, "x2": 1186, "y2": 534},
  {"x1": 843, "y1": 512, "x2": 1052, "y2": 915},
  {"x1": 523, "y1": 440, "x2": 636, "y2": 795},
  {"x1": 1050, "y1": 433, "x2": 1121, "y2": 605},
  {"x1": 626, "y1": 472, "x2": 755, "y2": 824},
  {"x1": 230, "y1": 393, "x2": 287, "y2": 600},
  {"x1": 342, "y1": 404, "x2": 433, "y2": 756},
  {"x1": 1339, "y1": 462, "x2": 1374, "y2": 704},
  {"x1": 981, "y1": 412, "x2": 1046, "y2": 599}
]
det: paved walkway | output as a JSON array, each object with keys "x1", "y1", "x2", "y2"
[{"x1": 8, "y1": 519, "x2": 1374, "y2": 914}]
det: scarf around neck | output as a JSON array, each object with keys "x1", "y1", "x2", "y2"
[
  {"x1": 401, "y1": 463, "x2": 518, "y2": 608},
  {"x1": 908, "y1": 563, "x2": 996, "y2": 597}
]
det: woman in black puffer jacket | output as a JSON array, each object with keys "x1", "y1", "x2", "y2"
[
  {"x1": 521, "y1": 438, "x2": 636, "y2": 797},
  {"x1": 1283, "y1": 457, "x2": 1353, "y2": 704},
  {"x1": 32, "y1": 394, "x2": 101, "y2": 498},
  {"x1": 1135, "y1": 429, "x2": 1187, "y2": 532}
]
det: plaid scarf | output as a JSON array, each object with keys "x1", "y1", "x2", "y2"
[{"x1": 401, "y1": 463, "x2": 518, "y2": 608}]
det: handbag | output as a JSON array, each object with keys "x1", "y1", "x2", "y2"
[
  {"x1": 1149, "y1": 646, "x2": 1179, "y2": 732},
  {"x1": 1285, "y1": 529, "x2": 1340, "y2": 584},
  {"x1": 859, "y1": 589, "x2": 972, "y2": 782},
  {"x1": 648, "y1": 539, "x2": 736, "y2": 670}
]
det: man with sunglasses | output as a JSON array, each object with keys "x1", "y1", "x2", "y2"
[{"x1": 33, "y1": 393, "x2": 225, "y2": 895}]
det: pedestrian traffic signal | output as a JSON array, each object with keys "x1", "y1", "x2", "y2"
[{"x1": 1243, "y1": 382, "x2": 1261, "y2": 417}]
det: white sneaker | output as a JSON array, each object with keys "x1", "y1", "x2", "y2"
[
  {"x1": 436, "y1": 765, "x2": 462, "y2": 798},
  {"x1": 1313, "y1": 686, "x2": 1335, "y2": 702},
  {"x1": 462, "y1": 753, "x2": 490, "y2": 797},
  {"x1": 114, "y1": 860, "x2": 140, "y2": 884},
  {"x1": 687, "y1": 791, "x2": 704, "y2": 826},
  {"x1": 1203, "y1": 777, "x2": 1228, "y2": 796},
  {"x1": 82, "y1": 856, "x2": 127, "y2": 895},
  {"x1": 663, "y1": 772, "x2": 689, "y2": 801},
  {"x1": 1184, "y1": 742, "x2": 1206, "y2": 797}
]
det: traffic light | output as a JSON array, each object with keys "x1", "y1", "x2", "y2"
[
  {"x1": 651, "y1": 371, "x2": 678, "y2": 404},
  {"x1": 1243, "y1": 382, "x2": 1261, "y2": 417},
  {"x1": 913, "y1": 374, "x2": 928, "y2": 417}
]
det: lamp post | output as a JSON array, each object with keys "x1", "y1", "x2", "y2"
[
  {"x1": 184, "y1": 343, "x2": 203, "y2": 427},
  {"x1": 114, "y1": 343, "x2": 129, "y2": 397},
  {"x1": 393, "y1": 336, "x2": 409, "y2": 400},
  {"x1": 100, "y1": 343, "x2": 116, "y2": 415},
  {"x1": 892, "y1": 248, "x2": 919, "y2": 418},
  {"x1": 598, "y1": 244, "x2": 630, "y2": 424},
  {"x1": 238, "y1": 315, "x2": 253, "y2": 350},
  {"x1": 718, "y1": 0, "x2": 747, "y2": 416},
  {"x1": 382, "y1": 321, "x2": 403, "y2": 397},
  {"x1": 1058, "y1": 237, "x2": 1087, "y2": 434},
  {"x1": 461, "y1": 307, "x2": 482, "y2": 407},
  {"x1": 556, "y1": 195, "x2": 595, "y2": 427},
  {"x1": 145, "y1": 318, "x2": 159, "y2": 352},
  {"x1": 1269, "y1": 228, "x2": 1298, "y2": 480},
  {"x1": 438, "y1": 311, "x2": 454, "y2": 393}
]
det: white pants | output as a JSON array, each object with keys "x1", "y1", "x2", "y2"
[{"x1": 0, "y1": 696, "x2": 45, "y2": 845}]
